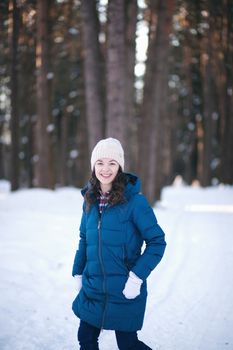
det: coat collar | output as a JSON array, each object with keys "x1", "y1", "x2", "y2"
[{"x1": 81, "y1": 172, "x2": 141, "y2": 202}]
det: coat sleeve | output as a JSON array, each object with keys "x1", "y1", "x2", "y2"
[
  {"x1": 72, "y1": 207, "x2": 87, "y2": 276},
  {"x1": 131, "y1": 194, "x2": 166, "y2": 281}
]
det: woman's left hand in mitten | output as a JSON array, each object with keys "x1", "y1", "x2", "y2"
[
  {"x1": 123, "y1": 271, "x2": 143, "y2": 299},
  {"x1": 74, "y1": 274, "x2": 82, "y2": 294}
]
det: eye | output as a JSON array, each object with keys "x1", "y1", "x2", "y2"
[{"x1": 110, "y1": 162, "x2": 117, "y2": 166}]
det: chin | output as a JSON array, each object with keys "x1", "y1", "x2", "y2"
[
  {"x1": 102, "y1": 180, "x2": 112, "y2": 185},
  {"x1": 101, "y1": 176, "x2": 113, "y2": 182}
]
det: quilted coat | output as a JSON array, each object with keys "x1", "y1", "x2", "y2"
[{"x1": 72, "y1": 173, "x2": 166, "y2": 332}]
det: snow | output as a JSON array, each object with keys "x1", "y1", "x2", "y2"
[{"x1": 0, "y1": 180, "x2": 233, "y2": 350}]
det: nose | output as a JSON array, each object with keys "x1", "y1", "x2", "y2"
[{"x1": 102, "y1": 164, "x2": 110, "y2": 172}]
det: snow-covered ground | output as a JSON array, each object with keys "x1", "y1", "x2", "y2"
[{"x1": 0, "y1": 180, "x2": 233, "y2": 350}]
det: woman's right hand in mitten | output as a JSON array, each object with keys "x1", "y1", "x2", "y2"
[{"x1": 74, "y1": 275, "x2": 82, "y2": 294}]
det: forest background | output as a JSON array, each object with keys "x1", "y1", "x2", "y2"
[{"x1": 0, "y1": 0, "x2": 232, "y2": 203}]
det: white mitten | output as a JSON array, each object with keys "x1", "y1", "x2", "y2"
[
  {"x1": 74, "y1": 275, "x2": 82, "y2": 294},
  {"x1": 123, "y1": 271, "x2": 143, "y2": 299}
]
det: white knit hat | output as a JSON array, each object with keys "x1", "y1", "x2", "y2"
[{"x1": 91, "y1": 138, "x2": 124, "y2": 171}]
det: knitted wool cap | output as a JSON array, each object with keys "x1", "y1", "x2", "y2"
[{"x1": 91, "y1": 138, "x2": 124, "y2": 171}]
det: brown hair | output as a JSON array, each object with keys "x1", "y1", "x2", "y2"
[{"x1": 84, "y1": 168, "x2": 126, "y2": 211}]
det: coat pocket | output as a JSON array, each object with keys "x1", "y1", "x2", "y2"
[{"x1": 123, "y1": 244, "x2": 131, "y2": 271}]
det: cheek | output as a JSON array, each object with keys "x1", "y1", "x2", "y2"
[
  {"x1": 114, "y1": 166, "x2": 120, "y2": 175},
  {"x1": 94, "y1": 166, "x2": 100, "y2": 175},
  {"x1": 94, "y1": 168, "x2": 101, "y2": 180},
  {"x1": 112, "y1": 169, "x2": 119, "y2": 179},
  {"x1": 95, "y1": 170, "x2": 101, "y2": 179}
]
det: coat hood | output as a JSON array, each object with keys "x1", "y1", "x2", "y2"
[{"x1": 123, "y1": 173, "x2": 141, "y2": 200}]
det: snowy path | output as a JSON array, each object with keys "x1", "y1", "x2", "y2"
[{"x1": 0, "y1": 182, "x2": 233, "y2": 350}]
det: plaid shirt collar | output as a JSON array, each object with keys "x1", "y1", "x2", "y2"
[{"x1": 98, "y1": 190, "x2": 110, "y2": 214}]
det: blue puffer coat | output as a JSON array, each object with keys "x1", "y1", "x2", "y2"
[{"x1": 72, "y1": 173, "x2": 166, "y2": 332}]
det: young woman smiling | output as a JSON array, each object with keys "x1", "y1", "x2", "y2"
[{"x1": 72, "y1": 138, "x2": 166, "y2": 350}]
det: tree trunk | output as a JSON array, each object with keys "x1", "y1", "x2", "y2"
[
  {"x1": 190, "y1": 1, "x2": 204, "y2": 186},
  {"x1": 9, "y1": 0, "x2": 20, "y2": 191},
  {"x1": 0, "y1": 122, "x2": 4, "y2": 178},
  {"x1": 75, "y1": 91, "x2": 89, "y2": 187},
  {"x1": 35, "y1": 0, "x2": 54, "y2": 188},
  {"x1": 81, "y1": 0, "x2": 104, "y2": 153},
  {"x1": 182, "y1": 45, "x2": 196, "y2": 184},
  {"x1": 105, "y1": 0, "x2": 127, "y2": 153},
  {"x1": 194, "y1": 0, "x2": 220, "y2": 187},
  {"x1": 125, "y1": 0, "x2": 138, "y2": 172},
  {"x1": 19, "y1": 12, "x2": 36, "y2": 188},
  {"x1": 59, "y1": 112, "x2": 69, "y2": 186},
  {"x1": 160, "y1": 0, "x2": 174, "y2": 187},
  {"x1": 220, "y1": 0, "x2": 233, "y2": 184},
  {"x1": 139, "y1": 0, "x2": 174, "y2": 203},
  {"x1": 199, "y1": 5, "x2": 215, "y2": 186}
]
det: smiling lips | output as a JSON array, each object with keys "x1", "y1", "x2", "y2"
[{"x1": 100, "y1": 174, "x2": 112, "y2": 178}]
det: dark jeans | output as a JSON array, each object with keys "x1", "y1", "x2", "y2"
[{"x1": 78, "y1": 320, "x2": 152, "y2": 350}]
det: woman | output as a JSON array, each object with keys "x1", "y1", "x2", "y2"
[{"x1": 72, "y1": 138, "x2": 166, "y2": 350}]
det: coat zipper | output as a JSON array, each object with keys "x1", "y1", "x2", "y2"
[{"x1": 98, "y1": 213, "x2": 108, "y2": 330}]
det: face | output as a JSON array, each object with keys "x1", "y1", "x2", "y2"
[{"x1": 94, "y1": 158, "x2": 120, "y2": 192}]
